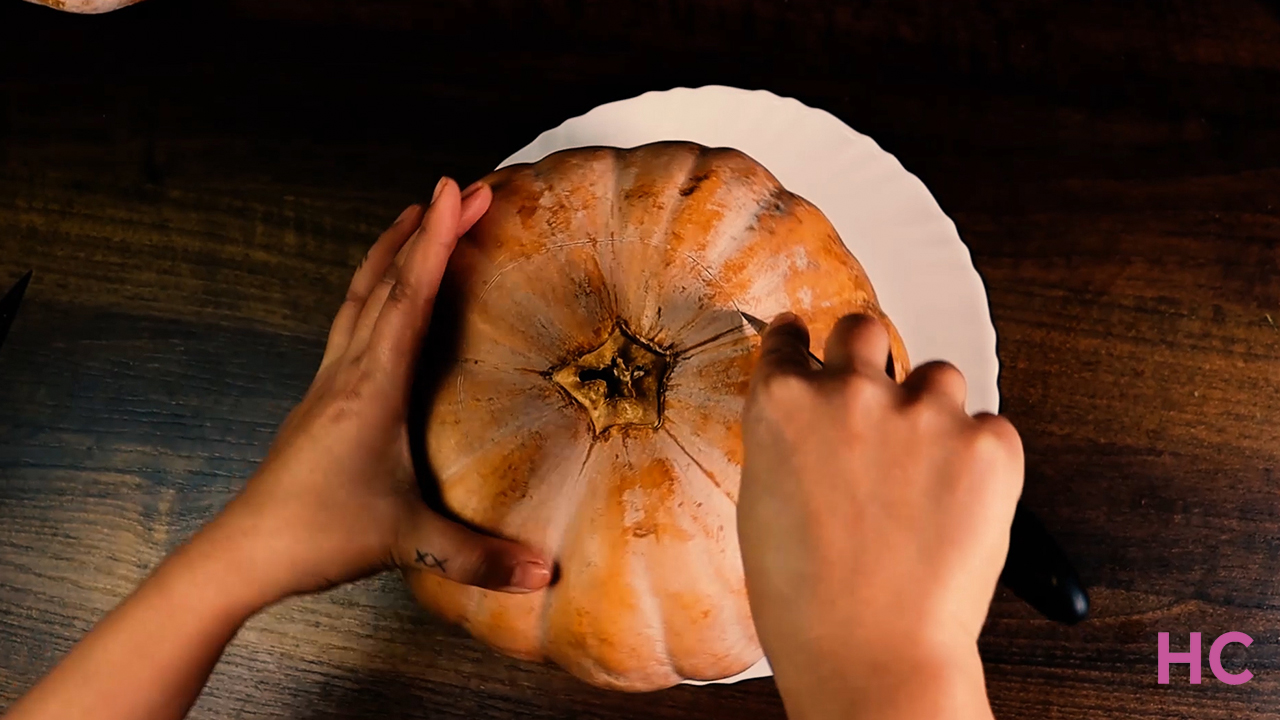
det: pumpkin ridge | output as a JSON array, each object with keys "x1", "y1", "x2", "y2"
[
  {"x1": 598, "y1": 235, "x2": 744, "y2": 351},
  {"x1": 542, "y1": 434, "x2": 680, "y2": 690},
  {"x1": 627, "y1": 147, "x2": 704, "y2": 333},
  {"x1": 658, "y1": 425, "x2": 732, "y2": 505},
  {"x1": 538, "y1": 436, "x2": 596, "y2": 560},
  {"x1": 686, "y1": 172, "x2": 786, "y2": 278},
  {"x1": 599, "y1": 151, "x2": 774, "y2": 351},
  {"x1": 491, "y1": 233, "x2": 737, "y2": 353},
  {"x1": 603, "y1": 148, "x2": 624, "y2": 319},
  {"x1": 647, "y1": 244, "x2": 724, "y2": 343},
  {"x1": 620, "y1": 434, "x2": 682, "y2": 684},
  {"x1": 645, "y1": 430, "x2": 757, "y2": 680},
  {"x1": 433, "y1": 401, "x2": 567, "y2": 482},
  {"x1": 628, "y1": 148, "x2": 716, "y2": 334}
]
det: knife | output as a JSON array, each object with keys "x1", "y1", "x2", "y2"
[
  {"x1": 739, "y1": 310, "x2": 1089, "y2": 625},
  {"x1": 0, "y1": 270, "x2": 32, "y2": 354}
]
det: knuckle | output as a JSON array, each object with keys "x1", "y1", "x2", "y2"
[
  {"x1": 833, "y1": 312, "x2": 879, "y2": 336},
  {"x1": 386, "y1": 278, "x2": 415, "y2": 305},
  {"x1": 446, "y1": 545, "x2": 490, "y2": 584},
  {"x1": 747, "y1": 374, "x2": 812, "y2": 425},
  {"x1": 927, "y1": 361, "x2": 964, "y2": 383},
  {"x1": 760, "y1": 374, "x2": 811, "y2": 405},
  {"x1": 343, "y1": 287, "x2": 366, "y2": 306},
  {"x1": 961, "y1": 421, "x2": 1021, "y2": 475},
  {"x1": 763, "y1": 322, "x2": 809, "y2": 349},
  {"x1": 905, "y1": 394, "x2": 939, "y2": 421},
  {"x1": 974, "y1": 413, "x2": 1023, "y2": 455},
  {"x1": 904, "y1": 400, "x2": 948, "y2": 438},
  {"x1": 967, "y1": 430, "x2": 1002, "y2": 461},
  {"x1": 318, "y1": 396, "x2": 355, "y2": 426},
  {"x1": 340, "y1": 382, "x2": 365, "y2": 407},
  {"x1": 760, "y1": 340, "x2": 803, "y2": 363},
  {"x1": 913, "y1": 361, "x2": 964, "y2": 390},
  {"x1": 838, "y1": 373, "x2": 884, "y2": 412},
  {"x1": 321, "y1": 363, "x2": 378, "y2": 418}
]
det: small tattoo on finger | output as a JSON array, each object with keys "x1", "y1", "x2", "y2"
[{"x1": 415, "y1": 549, "x2": 448, "y2": 573}]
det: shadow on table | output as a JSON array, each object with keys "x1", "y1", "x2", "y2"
[{"x1": 295, "y1": 664, "x2": 783, "y2": 720}]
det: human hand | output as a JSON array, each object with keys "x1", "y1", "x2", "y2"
[
  {"x1": 738, "y1": 313, "x2": 1023, "y2": 720},
  {"x1": 1, "y1": 179, "x2": 556, "y2": 720},
  {"x1": 200, "y1": 178, "x2": 553, "y2": 604}
]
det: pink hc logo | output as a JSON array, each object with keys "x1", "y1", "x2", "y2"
[{"x1": 1158, "y1": 632, "x2": 1254, "y2": 685}]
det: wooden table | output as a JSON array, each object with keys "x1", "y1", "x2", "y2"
[{"x1": 2, "y1": 1, "x2": 1279, "y2": 717}]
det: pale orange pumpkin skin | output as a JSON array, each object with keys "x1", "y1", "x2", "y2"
[
  {"x1": 408, "y1": 142, "x2": 909, "y2": 691},
  {"x1": 23, "y1": 0, "x2": 143, "y2": 13}
]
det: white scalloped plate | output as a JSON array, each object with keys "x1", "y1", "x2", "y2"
[{"x1": 497, "y1": 85, "x2": 1000, "y2": 686}]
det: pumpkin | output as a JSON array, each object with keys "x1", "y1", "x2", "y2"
[
  {"x1": 23, "y1": 0, "x2": 143, "y2": 12},
  {"x1": 408, "y1": 141, "x2": 909, "y2": 691}
]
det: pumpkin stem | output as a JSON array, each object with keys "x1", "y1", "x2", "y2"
[{"x1": 551, "y1": 324, "x2": 669, "y2": 434}]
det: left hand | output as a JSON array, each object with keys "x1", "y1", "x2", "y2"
[
  {"x1": 1, "y1": 179, "x2": 553, "y2": 720},
  {"x1": 200, "y1": 177, "x2": 553, "y2": 603}
]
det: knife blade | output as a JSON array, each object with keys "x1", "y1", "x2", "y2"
[
  {"x1": 740, "y1": 310, "x2": 825, "y2": 369},
  {"x1": 0, "y1": 270, "x2": 32, "y2": 353},
  {"x1": 739, "y1": 310, "x2": 1089, "y2": 624}
]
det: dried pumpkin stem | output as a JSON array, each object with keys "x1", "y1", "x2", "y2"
[{"x1": 550, "y1": 324, "x2": 669, "y2": 435}]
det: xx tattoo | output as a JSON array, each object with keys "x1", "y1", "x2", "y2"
[{"x1": 415, "y1": 549, "x2": 448, "y2": 573}]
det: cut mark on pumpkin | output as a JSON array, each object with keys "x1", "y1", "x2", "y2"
[
  {"x1": 458, "y1": 356, "x2": 546, "y2": 376},
  {"x1": 481, "y1": 238, "x2": 604, "y2": 297},
  {"x1": 674, "y1": 324, "x2": 751, "y2": 359},
  {"x1": 660, "y1": 426, "x2": 732, "y2": 505},
  {"x1": 477, "y1": 234, "x2": 743, "y2": 353},
  {"x1": 476, "y1": 158, "x2": 776, "y2": 381}
]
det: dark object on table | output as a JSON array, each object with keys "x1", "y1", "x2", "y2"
[
  {"x1": 0, "y1": 270, "x2": 31, "y2": 354},
  {"x1": 1000, "y1": 503, "x2": 1090, "y2": 624}
]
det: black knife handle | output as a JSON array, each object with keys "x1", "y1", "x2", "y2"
[{"x1": 999, "y1": 503, "x2": 1089, "y2": 624}]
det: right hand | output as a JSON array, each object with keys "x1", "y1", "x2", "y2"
[{"x1": 737, "y1": 313, "x2": 1024, "y2": 719}]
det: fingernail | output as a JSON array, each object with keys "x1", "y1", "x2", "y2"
[
  {"x1": 772, "y1": 311, "x2": 798, "y2": 326},
  {"x1": 431, "y1": 177, "x2": 450, "y2": 203},
  {"x1": 460, "y1": 180, "x2": 485, "y2": 200},
  {"x1": 504, "y1": 559, "x2": 551, "y2": 591},
  {"x1": 394, "y1": 204, "x2": 419, "y2": 224}
]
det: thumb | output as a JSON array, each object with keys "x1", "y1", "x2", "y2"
[{"x1": 395, "y1": 504, "x2": 553, "y2": 593}]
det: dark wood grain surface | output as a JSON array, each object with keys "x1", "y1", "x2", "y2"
[{"x1": 2, "y1": 0, "x2": 1280, "y2": 717}]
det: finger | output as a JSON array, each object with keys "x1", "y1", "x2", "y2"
[
  {"x1": 754, "y1": 312, "x2": 816, "y2": 382},
  {"x1": 395, "y1": 504, "x2": 552, "y2": 593},
  {"x1": 322, "y1": 204, "x2": 424, "y2": 364},
  {"x1": 366, "y1": 178, "x2": 473, "y2": 371},
  {"x1": 347, "y1": 179, "x2": 490, "y2": 362},
  {"x1": 901, "y1": 360, "x2": 968, "y2": 409},
  {"x1": 822, "y1": 313, "x2": 891, "y2": 378},
  {"x1": 346, "y1": 177, "x2": 463, "y2": 360},
  {"x1": 457, "y1": 180, "x2": 492, "y2": 234}
]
